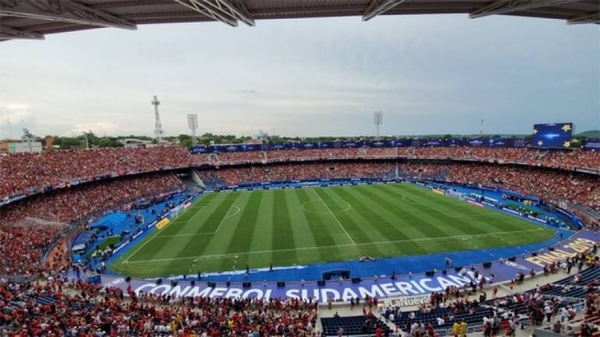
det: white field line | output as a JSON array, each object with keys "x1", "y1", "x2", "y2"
[
  {"x1": 125, "y1": 228, "x2": 543, "y2": 264},
  {"x1": 123, "y1": 230, "x2": 163, "y2": 264},
  {"x1": 186, "y1": 206, "x2": 205, "y2": 223},
  {"x1": 312, "y1": 188, "x2": 356, "y2": 245},
  {"x1": 125, "y1": 203, "x2": 239, "y2": 262},
  {"x1": 213, "y1": 205, "x2": 241, "y2": 234},
  {"x1": 157, "y1": 232, "x2": 216, "y2": 238}
]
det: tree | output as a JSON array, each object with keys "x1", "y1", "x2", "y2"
[
  {"x1": 98, "y1": 138, "x2": 124, "y2": 148},
  {"x1": 56, "y1": 137, "x2": 83, "y2": 149},
  {"x1": 178, "y1": 134, "x2": 191, "y2": 143}
]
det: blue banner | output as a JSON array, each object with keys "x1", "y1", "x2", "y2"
[
  {"x1": 582, "y1": 139, "x2": 600, "y2": 151},
  {"x1": 100, "y1": 232, "x2": 600, "y2": 303},
  {"x1": 188, "y1": 137, "x2": 527, "y2": 154}
]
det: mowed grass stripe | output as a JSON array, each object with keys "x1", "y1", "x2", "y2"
[
  {"x1": 323, "y1": 187, "x2": 391, "y2": 243},
  {"x1": 312, "y1": 188, "x2": 357, "y2": 245},
  {"x1": 321, "y1": 187, "x2": 392, "y2": 258},
  {"x1": 247, "y1": 191, "x2": 275, "y2": 268},
  {"x1": 387, "y1": 185, "x2": 490, "y2": 235},
  {"x1": 295, "y1": 189, "x2": 338, "y2": 248},
  {"x1": 157, "y1": 193, "x2": 218, "y2": 236},
  {"x1": 369, "y1": 185, "x2": 473, "y2": 238},
  {"x1": 284, "y1": 190, "x2": 328, "y2": 265},
  {"x1": 386, "y1": 185, "x2": 551, "y2": 249},
  {"x1": 347, "y1": 185, "x2": 441, "y2": 236},
  {"x1": 396, "y1": 184, "x2": 532, "y2": 233},
  {"x1": 111, "y1": 185, "x2": 557, "y2": 278},
  {"x1": 286, "y1": 190, "x2": 320, "y2": 250},
  {"x1": 218, "y1": 192, "x2": 263, "y2": 271},
  {"x1": 132, "y1": 195, "x2": 229, "y2": 261},
  {"x1": 196, "y1": 192, "x2": 239, "y2": 233},
  {"x1": 271, "y1": 190, "x2": 298, "y2": 265},
  {"x1": 170, "y1": 193, "x2": 215, "y2": 224},
  {"x1": 316, "y1": 187, "x2": 370, "y2": 243},
  {"x1": 328, "y1": 186, "x2": 423, "y2": 255},
  {"x1": 119, "y1": 193, "x2": 221, "y2": 264},
  {"x1": 399, "y1": 185, "x2": 514, "y2": 233},
  {"x1": 352, "y1": 185, "x2": 465, "y2": 253},
  {"x1": 148, "y1": 193, "x2": 242, "y2": 265}
]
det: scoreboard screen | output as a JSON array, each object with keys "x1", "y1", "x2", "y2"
[{"x1": 531, "y1": 123, "x2": 573, "y2": 149}]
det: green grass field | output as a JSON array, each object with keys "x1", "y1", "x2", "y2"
[{"x1": 111, "y1": 184, "x2": 555, "y2": 278}]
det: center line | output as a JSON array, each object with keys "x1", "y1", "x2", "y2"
[{"x1": 312, "y1": 188, "x2": 356, "y2": 245}]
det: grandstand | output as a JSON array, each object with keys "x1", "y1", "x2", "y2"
[
  {"x1": 1, "y1": 4, "x2": 599, "y2": 334},
  {"x1": 0, "y1": 144, "x2": 599, "y2": 335}
]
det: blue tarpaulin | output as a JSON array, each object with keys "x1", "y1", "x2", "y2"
[{"x1": 71, "y1": 230, "x2": 94, "y2": 252}]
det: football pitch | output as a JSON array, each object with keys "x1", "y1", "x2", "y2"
[{"x1": 111, "y1": 184, "x2": 555, "y2": 278}]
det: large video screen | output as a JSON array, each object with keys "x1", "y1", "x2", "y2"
[{"x1": 531, "y1": 123, "x2": 573, "y2": 148}]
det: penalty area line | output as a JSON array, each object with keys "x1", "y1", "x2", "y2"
[
  {"x1": 213, "y1": 204, "x2": 241, "y2": 234},
  {"x1": 125, "y1": 228, "x2": 541, "y2": 264}
]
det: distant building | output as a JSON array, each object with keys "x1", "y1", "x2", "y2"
[
  {"x1": 119, "y1": 138, "x2": 153, "y2": 148},
  {"x1": 0, "y1": 141, "x2": 43, "y2": 153}
]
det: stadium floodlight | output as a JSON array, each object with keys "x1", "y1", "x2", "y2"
[
  {"x1": 152, "y1": 96, "x2": 164, "y2": 143},
  {"x1": 21, "y1": 128, "x2": 34, "y2": 153},
  {"x1": 374, "y1": 111, "x2": 383, "y2": 139},
  {"x1": 188, "y1": 114, "x2": 199, "y2": 146}
]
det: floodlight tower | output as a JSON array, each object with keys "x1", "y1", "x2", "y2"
[
  {"x1": 21, "y1": 128, "x2": 34, "y2": 153},
  {"x1": 152, "y1": 95, "x2": 164, "y2": 143},
  {"x1": 187, "y1": 114, "x2": 198, "y2": 146},
  {"x1": 480, "y1": 119, "x2": 484, "y2": 138},
  {"x1": 374, "y1": 111, "x2": 383, "y2": 139}
]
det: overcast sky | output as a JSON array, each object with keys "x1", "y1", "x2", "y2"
[{"x1": 0, "y1": 14, "x2": 598, "y2": 138}]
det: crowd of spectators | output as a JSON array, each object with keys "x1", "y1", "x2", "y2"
[
  {"x1": 197, "y1": 161, "x2": 599, "y2": 211},
  {"x1": 0, "y1": 224, "x2": 66, "y2": 278},
  {"x1": 1, "y1": 153, "x2": 597, "y2": 280},
  {"x1": 0, "y1": 173, "x2": 183, "y2": 277},
  {"x1": 193, "y1": 147, "x2": 600, "y2": 174},
  {"x1": 1, "y1": 146, "x2": 599, "y2": 203},
  {"x1": 198, "y1": 162, "x2": 396, "y2": 187},
  {"x1": 0, "y1": 145, "x2": 599, "y2": 335},
  {"x1": 444, "y1": 163, "x2": 600, "y2": 211},
  {"x1": 0, "y1": 277, "x2": 318, "y2": 336},
  {"x1": 0, "y1": 244, "x2": 596, "y2": 336},
  {"x1": 0, "y1": 147, "x2": 193, "y2": 200},
  {"x1": 0, "y1": 173, "x2": 182, "y2": 226}
]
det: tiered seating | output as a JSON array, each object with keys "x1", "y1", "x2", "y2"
[
  {"x1": 392, "y1": 305, "x2": 490, "y2": 332},
  {"x1": 321, "y1": 315, "x2": 392, "y2": 335},
  {"x1": 539, "y1": 267, "x2": 600, "y2": 298},
  {"x1": 0, "y1": 172, "x2": 183, "y2": 276}
]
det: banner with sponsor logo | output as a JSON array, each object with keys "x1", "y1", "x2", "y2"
[
  {"x1": 101, "y1": 230, "x2": 599, "y2": 303},
  {"x1": 155, "y1": 218, "x2": 170, "y2": 230},
  {"x1": 582, "y1": 139, "x2": 600, "y2": 152},
  {"x1": 189, "y1": 138, "x2": 528, "y2": 154}
]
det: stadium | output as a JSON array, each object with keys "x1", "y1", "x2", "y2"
[{"x1": 1, "y1": 1, "x2": 600, "y2": 337}]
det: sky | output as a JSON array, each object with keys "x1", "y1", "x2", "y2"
[{"x1": 0, "y1": 13, "x2": 599, "y2": 138}]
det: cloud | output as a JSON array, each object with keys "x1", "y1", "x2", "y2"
[
  {"x1": 0, "y1": 15, "x2": 597, "y2": 138},
  {"x1": 0, "y1": 103, "x2": 36, "y2": 138},
  {"x1": 229, "y1": 89, "x2": 261, "y2": 95},
  {"x1": 3, "y1": 103, "x2": 31, "y2": 115},
  {"x1": 562, "y1": 78, "x2": 580, "y2": 86},
  {"x1": 70, "y1": 122, "x2": 121, "y2": 136},
  {"x1": 255, "y1": 97, "x2": 362, "y2": 109}
]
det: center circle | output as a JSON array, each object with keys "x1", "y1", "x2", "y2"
[{"x1": 301, "y1": 200, "x2": 351, "y2": 214}]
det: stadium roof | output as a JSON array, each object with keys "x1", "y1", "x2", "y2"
[{"x1": 0, "y1": 0, "x2": 598, "y2": 41}]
